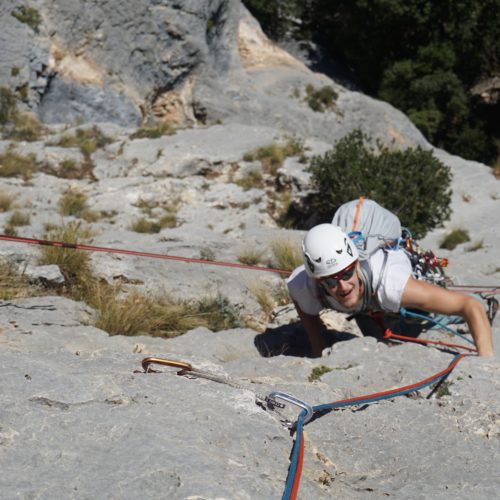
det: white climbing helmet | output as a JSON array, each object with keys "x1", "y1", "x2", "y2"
[{"x1": 302, "y1": 224, "x2": 359, "y2": 278}]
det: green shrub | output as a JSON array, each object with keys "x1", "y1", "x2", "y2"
[
  {"x1": 55, "y1": 126, "x2": 113, "y2": 156},
  {"x1": 243, "y1": 137, "x2": 305, "y2": 175},
  {"x1": 200, "y1": 247, "x2": 216, "y2": 261},
  {"x1": 238, "y1": 246, "x2": 266, "y2": 266},
  {"x1": 158, "y1": 212, "x2": 177, "y2": 229},
  {"x1": 130, "y1": 217, "x2": 161, "y2": 234},
  {"x1": 3, "y1": 225, "x2": 17, "y2": 236},
  {"x1": 129, "y1": 122, "x2": 173, "y2": 139},
  {"x1": 305, "y1": 84, "x2": 338, "y2": 112},
  {"x1": 236, "y1": 170, "x2": 263, "y2": 190},
  {"x1": 195, "y1": 294, "x2": 242, "y2": 331},
  {"x1": 11, "y1": 6, "x2": 42, "y2": 33},
  {"x1": 307, "y1": 129, "x2": 452, "y2": 239},
  {"x1": 270, "y1": 238, "x2": 303, "y2": 272},
  {"x1": 92, "y1": 288, "x2": 241, "y2": 337},
  {"x1": 5, "y1": 113, "x2": 46, "y2": 142},
  {"x1": 440, "y1": 229, "x2": 470, "y2": 250},
  {"x1": 308, "y1": 365, "x2": 333, "y2": 382}
]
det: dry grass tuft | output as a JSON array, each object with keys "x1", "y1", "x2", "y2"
[
  {"x1": 238, "y1": 245, "x2": 266, "y2": 266},
  {"x1": 0, "y1": 258, "x2": 39, "y2": 300},
  {"x1": 58, "y1": 187, "x2": 88, "y2": 217},
  {"x1": 0, "y1": 147, "x2": 38, "y2": 180},
  {"x1": 249, "y1": 280, "x2": 291, "y2": 321},
  {"x1": 0, "y1": 190, "x2": 14, "y2": 212},
  {"x1": 91, "y1": 286, "x2": 241, "y2": 337},
  {"x1": 270, "y1": 238, "x2": 303, "y2": 272},
  {"x1": 38, "y1": 222, "x2": 95, "y2": 293}
]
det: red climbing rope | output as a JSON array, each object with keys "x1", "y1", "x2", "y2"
[
  {"x1": 384, "y1": 328, "x2": 477, "y2": 352},
  {"x1": 0, "y1": 234, "x2": 292, "y2": 275}
]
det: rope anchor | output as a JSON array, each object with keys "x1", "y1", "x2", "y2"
[{"x1": 266, "y1": 391, "x2": 314, "y2": 428}]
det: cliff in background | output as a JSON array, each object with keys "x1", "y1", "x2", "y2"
[{"x1": 1, "y1": 1, "x2": 499, "y2": 498}]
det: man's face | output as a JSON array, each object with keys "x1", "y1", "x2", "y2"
[{"x1": 317, "y1": 262, "x2": 362, "y2": 309}]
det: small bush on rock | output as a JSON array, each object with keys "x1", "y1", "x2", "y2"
[
  {"x1": 305, "y1": 84, "x2": 338, "y2": 112},
  {"x1": 58, "y1": 188, "x2": 88, "y2": 217},
  {"x1": 236, "y1": 170, "x2": 264, "y2": 191},
  {"x1": 0, "y1": 147, "x2": 39, "y2": 180},
  {"x1": 0, "y1": 191, "x2": 14, "y2": 212},
  {"x1": 238, "y1": 246, "x2": 266, "y2": 266},
  {"x1": 307, "y1": 129, "x2": 452, "y2": 239},
  {"x1": 308, "y1": 365, "x2": 333, "y2": 382},
  {"x1": 129, "y1": 122, "x2": 173, "y2": 139},
  {"x1": 243, "y1": 137, "x2": 305, "y2": 175},
  {"x1": 55, "y1": 126, "x2": 113, "y2": 156},
  {"x1": 11, "y1": 6, "x2": 42, "y2": 33},
  {"x1": 440, "y1": 229, "x2": 470, "y2": 250},
  {"x1": 5, "y1": 113, "x2": 46, "y2": 142},
  {"x1": 93, "y1": 288, "x2": 241, "y2": 337},
  {"x1": 248, "y1": 280, "x2": 290, "y2": 322},
  {"x1": 7, "y1": 211, "x2": 30, "y2": 226}
]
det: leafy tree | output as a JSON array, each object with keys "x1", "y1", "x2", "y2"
[
  {"x1": 306, "y1": 130, "x2": 452, "y2": 238},
  {"x1": 245, "y1": 0, "x2": 500, "y2": 165},
  {"x1": 379, "y1": 43, "x2": 469, "y2": 146}
]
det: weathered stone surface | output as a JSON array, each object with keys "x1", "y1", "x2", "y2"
[
  {"x1": 0, "y1": 298, "x2": 498, "y2": 499},
  {"x1": 23, "y1": 263, "x2": 65, "y2": 286},
  {"x1": 0, "y1": 2, "x2": 499, "y2": 499}
]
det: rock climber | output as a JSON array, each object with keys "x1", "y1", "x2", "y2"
[{"x1": 287, "y1": 223, "x2": 495, "y2": 357}]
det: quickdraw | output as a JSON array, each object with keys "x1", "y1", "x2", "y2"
[{"x1": 141, "y1": 356, "x2": 289, "y2": 417}]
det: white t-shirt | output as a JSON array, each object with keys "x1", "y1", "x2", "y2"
[{"x1": 287, "y1": 249, "x2": 412, "y2": 315}]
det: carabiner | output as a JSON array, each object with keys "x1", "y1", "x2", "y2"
[
  {"x1": 141, "y1": 357, "x2": 193, "y2": 375},
  {"x1": 267, "y1": 391, "x2": 314, "y2": 427}
]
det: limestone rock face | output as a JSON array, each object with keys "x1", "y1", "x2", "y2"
[
  {"x1": 2, "y1": 0, "x2": 242, "y2": 126},
  {"x1": 1, "y1": 298, "x2": 499, "y2": 499},
  {"x1": 0, "y1": 2, "x2": 499, "y2": 499}
]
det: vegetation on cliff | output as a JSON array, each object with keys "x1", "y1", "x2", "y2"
[{"x1": 244, "y1": 0, "x2": 500, "y2": 167}]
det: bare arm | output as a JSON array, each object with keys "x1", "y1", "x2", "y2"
[
  {"x1": 292, "y1": 301, "x2": 328, "y2": 357},
  {"x1": 401, "y1": 277, "x2": 493, "y2": 357}
]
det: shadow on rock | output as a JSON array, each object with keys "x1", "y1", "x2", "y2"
[{"x1": 254, "y1": 321, "x2": 357, "y2": 358}]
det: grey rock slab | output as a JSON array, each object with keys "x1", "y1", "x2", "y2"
[
  {"x1": 38, "y1": 76, "x2": 142, "y2": 126},
  {"x1": 0, "y1": 300, "x2": 309, "y2": 499},
  {"x1": 0, "y1": 3, "x2": 499, "y2": 498},
  {"x1": 23, "y1": 263, "x2": 65, "y2": 286},
  {"x1": 120, "y1": 124, "x2": 284, "y2": 177}
]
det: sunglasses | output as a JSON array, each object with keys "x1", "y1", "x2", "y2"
[{"x1": 318, "y1": 261, "x2": 358, "y2": 288}]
